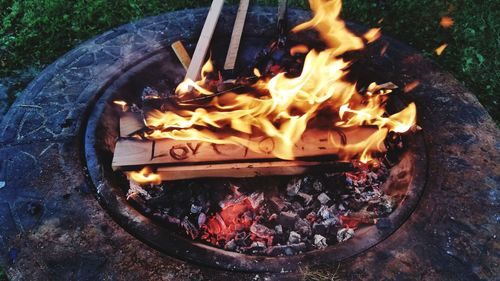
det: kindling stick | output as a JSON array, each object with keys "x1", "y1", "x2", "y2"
[
  {"x1": 185, "y1": 0, "x2": 224, "y2": 81},
  {"x1": 223, "y1": 0, "x2": 250, "y2": 70},
  {"x1": 171, "y1": 41, "x2": 191, "y2": 70}
]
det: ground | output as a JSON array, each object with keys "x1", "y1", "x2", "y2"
[{"x1": 0, "y1": 0, "x2": 498, "y2": 123}]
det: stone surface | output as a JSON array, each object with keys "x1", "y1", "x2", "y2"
[{"x1": 0, "y1": 6, "x2": 498, "y2": 281}]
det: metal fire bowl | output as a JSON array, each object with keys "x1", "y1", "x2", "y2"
[
  {"x1": 0, "y1": 6, "x2": 497, "y2": 280},
  {"x1": 84, "y1": 13, "x2": 427, "y2": 274}
]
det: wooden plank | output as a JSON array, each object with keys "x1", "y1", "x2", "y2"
[
  {"x1": 155, "y1": 160, "x2": 353, "y2": 181},
  {"x1": 171, "y1": 40, "x2": 191, "y2": 70},
  {"x1": 223, "y1": 0, "x2": 250, "y2": 70},
  {"x1": 185, "y1": 0, "x2": 224, "y2": 81},
  {"x1": 120, "y1": 112, "x2": 145, "y2": 137},
  {"x1": 112, "y1": 126, "x2": 385, "y2": 170}
]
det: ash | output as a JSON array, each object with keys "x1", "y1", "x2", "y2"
[{"x1": 125, "y1": 160, "x2": 396, "y2": 256}]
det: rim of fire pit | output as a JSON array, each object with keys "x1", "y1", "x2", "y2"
[{"x1": 84, "y1": 10, "x2": 428, "y2": 273}]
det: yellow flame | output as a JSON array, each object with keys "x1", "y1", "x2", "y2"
[
  {"x1": 144, "y1": 0, "x2": 417, "y2": 163},
  {"x1": 128, "y1": 167, "x2": 161, "y2": 185},
  {"x1": 435, "y1": 43, "x2": 448, "y2": 56},
  {"x1": 113, "y1": 100, "x2": 128, "y2": 112},
  {"x1": 176, "y1": 57, "x2": 216, "y2": 97}
]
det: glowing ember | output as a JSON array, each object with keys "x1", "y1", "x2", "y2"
[{"x1": 142, "y1": 0, "x2": 417, "y2": 165}]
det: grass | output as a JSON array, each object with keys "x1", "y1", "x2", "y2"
[
  {"x1": 300, "y1": 264, "x2": 343, "y2": 281},
  {"x1": 0, "y1": 0, "x2": 498, "y2": 122}
]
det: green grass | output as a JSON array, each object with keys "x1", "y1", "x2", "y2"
[{"x1": 0, "y1": 0, "x2": 498, "y2": 122}]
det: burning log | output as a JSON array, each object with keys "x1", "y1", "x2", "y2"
[
  {"x1": 153, "y1": 160, "x2": 354, "y2": 181},
  {"x1": 113, "y1": 112, "x2": 386, "y2": 180}
]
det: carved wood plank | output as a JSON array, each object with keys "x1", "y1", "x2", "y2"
[{"x1": 112, "y1": 125, "x2": 384, "y2": 170}]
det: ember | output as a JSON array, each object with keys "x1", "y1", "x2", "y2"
[
  {"x1": 115, "y1": 0, "x2": 419, "y2": 256},
  {"x1": 127, "y1": 159, "x2": 393, "y2": 255}
]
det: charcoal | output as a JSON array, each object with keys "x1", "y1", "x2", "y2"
[
  {"x1": 368, "y1": 171, "x2": 378, "y2": 181},
  {"x1": 269, "y1": 196, "x2": 287, "y2": 212},
  {"x1": 317, "y1": 193, "x2": 331, "y2": 205},
  {"x1": 128, "y1": 154, "x2": 394, "y2": 257},
  {"x1": 306, "y1": 211, "x2": 317, "y2": 223},
  {"x1": 126, "y1": 193, "x2": 151, "y2": 213},
  {"x1": 288, "y1": 231, "x2": 301, "y2": 244},
  {"x1": 286, "y1": 177, "x2": 302, "y2": 196},
  {"x1": 298, "y1": 192, "x2": 313, "y2": 205},
  {"x1": 274, "y1": 225, "x2": 283, "y2": 235},
  {"x1": 248, "y1": 192, "x2": 264, "y2": 209},
  {"x1": 318, "y1": 205, "x2": 333, "y2": 220},
  {"x1": 225, "y1": 239, "x2": 237, "y2": 251},
  {"x1": 314, "y1": 234, "x2": 328, "y2": 249},
  {"x1": 291, "y1": 201, "x2": 304, "y2": 213},
  {"x1": 279, "y1": 211, "x2": 298, "y2": 229},
  {"x1": 142, "y1": 86, "x2": 160, "y2": 100},
  {"x1": 337, "y1": 228, "x2": 355, "y2": 242},
  {"x1": 127, "y1": 180, "x2": 152, "y2": 200},
  {"x1": 312, "y1": 222, "x2": 327, "y2": 235},
  {"x1": 164, "y1": 214, "x2": 181, "y2": 225},
  {"x1": 265, "y1": 242, "x2": 306, "y2": 256},
  {"x1": 181, "y1": 218, "x2": 199, "y2": 239},
  {"x1": 313, "y1": 180, "x2": 324, "y2": 192},
  {"x1": 294, "y1": 218, "x2": 312, "y2": 237},
  {"x1": 322, "y1": 217, "x2": 339, "y2": 228},
  {"x1": 248, "y1": 241, "x2": 267, "y2": 253},
  {"x1": 190, "y1": 204, "x2": 203, "y2": 214},
  {"x1": 197, "y1": 212, "x2": 207, "y2": 227},
  {"x1": 250, "y1": 223, "x2": 275, "y2": 239}
]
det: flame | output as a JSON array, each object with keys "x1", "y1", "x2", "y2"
[
  {"x1": 113, "y1": 100, "x2": 128, "y2": 112},
  {"x1": 144, "y1": 0, "x2": 417, "y2": 163},
  {"x1": 435, "y1": 43, "x2": 448, "y2": 56},
  {"x1": 176, "y1": 57, "x2": 216, "y2": 97},
  {"x1": 440, "y1": 16, "x2": 454, "y2": 28},
  {"x1": 128, "y1": 167, "x2": 161, "y2": 185}
]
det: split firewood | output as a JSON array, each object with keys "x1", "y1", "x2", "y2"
[
  {"x1": 224, "y1": 0, "x2": 250, "y2": 70},
  {"x1": 152, "y1": 160, "x2": 354, "y2": 181},
  {"x1": 119, "y1": 112, "x2": 145, "y2": 137},
  {"x1": 185, "y1": 0, "x2": 224, "y2": 81},
  {"x1": 171, "y1": 41, "x2": 191, "y2": 70}
]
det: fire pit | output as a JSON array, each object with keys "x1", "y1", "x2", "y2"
[
  {"x1": 85, "y1": 0, "x2": 427, "y2": 271},
  {"x1": 0, "y1": 4, "x2": 498, "y2": 280},
  {"x1": 85, "y1": 36, "x2": 426, "y2": 272}
]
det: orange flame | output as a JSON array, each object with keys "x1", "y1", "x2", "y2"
[
  {"x1": 144, "y1": 0, "x2": 417, "y2": 163},
  {"x1": 440, "y1": 16, "x2": 454, "y2": 28},
  {"x1": 435, "y1": 43, "x2": 448, "y2": 56},
  {"x1": 128, "y1": 167, "x2": 161, "y2": 185}
]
